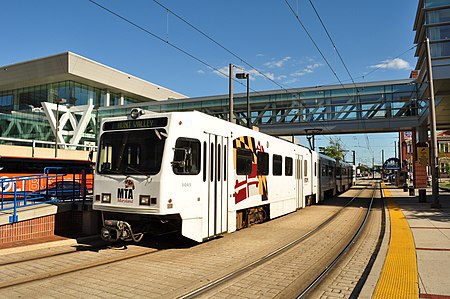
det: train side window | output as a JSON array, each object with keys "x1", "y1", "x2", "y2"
[
  {"x1": 236, "y1": 148, "x2": 252, "y2": 175},
  {"x1": 217, "y1": 144, "x2": 221, "y2": 181},
  {"x1": 203, "y1": 141, "x2": 207, "y2": 182},
  {"x1": 210, "y1": 143, "x2": 214, "y2": 181},
  {"x1": 323, "y1": 165, "x2": 327, "y2": 176},
  {"x1": 224, "y1": 145, "x2": 227, "y2": 181},
  {"x1": 257, "y1": 151, "x2": 269, "y2": 175},
  {"x1": 172, "y1": 138, "x2": 201, "y2": 175},
  {"x1": 304, "y1": 160, "x2": 308, "y2": 177},
  {"x1": 273, "y1": 154, "x2": 282, "y2": 176},
  {"x1": 285, "y1": 157, "x2": 293, "y2": 176},
  {"x1": 314, "y1": 162, "x2": 317, "y2": 177}
]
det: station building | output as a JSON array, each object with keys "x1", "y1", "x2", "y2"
[{"x1": 0, "y1": 52, "x2": 186, "y2": 160}]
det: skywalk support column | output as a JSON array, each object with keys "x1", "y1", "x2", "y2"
[
  {"x1": 426, "y1": 37, "x2": 440, "y2": 208},
  {"x1": 416, "y1": 125, "x2": 428, "y2": 202}
]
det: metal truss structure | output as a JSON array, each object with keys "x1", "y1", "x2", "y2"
[{"x1": 0, "y1": 79, "x2": 427, "y2": 147}]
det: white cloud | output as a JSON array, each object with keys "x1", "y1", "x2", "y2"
[
  {"x1": 291, "y1": 63, "x2": 322, "y2": 77},
  {"x1": 197, "y1": 69, "x2": 205, "y2": 75},
  {"x1": 212, "y1": 66, "x2": 229, "y2": 78},
  {"x1": 264, "y1": 56, "x2": 291, "y2": 68},
  {"x1": 283, "y1": 78, "x2": 300, "y2": 85},
  {"x1": 370, "y1": 58, "x2": 410, "y2": 70}
]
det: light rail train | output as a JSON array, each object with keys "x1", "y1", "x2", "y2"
[{"x1": 93, "y1": 109, "x2": 353, "y2": 242}]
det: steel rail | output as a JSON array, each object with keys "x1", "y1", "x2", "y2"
[
  {"x1": 179, "y1": 182, "x2": 371, "y2": 299},
  {"x1": 297, "y1": 182, "x2": 378, "y2": 298}
]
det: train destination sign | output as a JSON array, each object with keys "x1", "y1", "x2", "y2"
[{"x1": 103, "y1": 117, "x2": 168, "y2": 131}]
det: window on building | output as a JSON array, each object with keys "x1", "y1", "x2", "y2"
[{"x1": 0, "y1": 94, "x2": 13, "y2": 112}]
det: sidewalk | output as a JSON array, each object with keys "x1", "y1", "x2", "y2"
[{"x1": 384, "y1": 184, "x2": 450, "y2": 299}]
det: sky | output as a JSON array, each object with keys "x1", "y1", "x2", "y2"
[{"x1": 0, "y1": 0, "x2": 419, "y2": 166}]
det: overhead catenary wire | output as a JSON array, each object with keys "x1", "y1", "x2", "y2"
[
  {"x1": 89, "y1": 0, "x2": 336, "y2": 146},
  {"x1": 284, "y1": 0, "x2": 356, "y2": 149},
  {"x1": 308, "y1": 0, "x2": 356, "y2": 86},
  {"x1": 153, "y1": 0, "x2": 347, "y2": 148},
  {"x1": 283, "y1": 0, "x2": 349, "y2": 94},
  {"x1": 90, "y1": 0, "x2": 404, "y2": 156},
  {"x1": 305, "y1": 0, "x2": 376, "y2": 153},
  {"x1": 88, "y1": 0, "x2": 252, "y2": 92},
  {"x1": 152, "y1": 0, "x2": 289, "y2": 93}
]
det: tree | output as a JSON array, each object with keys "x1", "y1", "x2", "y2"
[{"x1": 321, "y1": 137, "x2": 345, "y2": 160}]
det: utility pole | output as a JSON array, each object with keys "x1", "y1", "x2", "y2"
[
  {"x1": 425, "y1": 37, "x2": 440, "y2": 208},
  {"x1": 229, "y1": 63, "x2": 235, "y2": 124}
]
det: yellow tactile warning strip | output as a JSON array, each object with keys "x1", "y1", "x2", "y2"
[{"x1": 373, "y1": 183, "x2": 419, "y2": 299}]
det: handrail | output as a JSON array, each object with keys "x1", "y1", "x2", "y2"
[{"x1": 0, "y1": 170, "x2": 93, "y2": 223}]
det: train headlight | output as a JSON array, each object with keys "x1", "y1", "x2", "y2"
[
  {"x1": 139, "y1": 195, "x2": 151, "y2": 206},
  {"x1": 130, "y1": 108, "x2": 144, "y2": 119},
  {"x1": 101, "y1": 193, "x2": 111, "y2": 203}
]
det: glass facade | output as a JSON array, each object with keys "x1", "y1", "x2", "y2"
[
  {"x1": 0, "y1": 80, "x2": 141, "y2": 144},
  {"x1": 425, "y1": 1, "x2": 450, "y2": 58},
  {"x1": 0, "y1": 80, "x2": 142, "y2": 112}
]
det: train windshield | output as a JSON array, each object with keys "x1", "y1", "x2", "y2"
[{"x1": 97, "y1": 129, "x2": 166, "y2": 175}]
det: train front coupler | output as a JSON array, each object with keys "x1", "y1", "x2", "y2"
[{"x1": 101, "y1": 219, "x2": 144, "y2": 243}]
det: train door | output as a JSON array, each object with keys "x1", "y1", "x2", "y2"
[
  {"x1": 312, "y1": 156, "x2": 317, "y2": 203},
  {"x1": 303, "y1": 154, "x2": 313, "y2": 205},
  {"x1": 206, "y1": 133, "x2": 229, "y2": 237},
  {"x1": 295, "y1": 155, "x2": 304, "y2": 209}
]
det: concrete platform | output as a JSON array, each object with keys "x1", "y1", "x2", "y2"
[{"x1": 381, "y1": 183, "x2": 450, "y2": 299}]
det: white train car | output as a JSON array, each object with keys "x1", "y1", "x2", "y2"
[{"x1": 93, "y1": 110, "x2": 318, "y2": 243}]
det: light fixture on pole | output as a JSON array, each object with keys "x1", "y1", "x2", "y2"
[
  {"x1": 236, "y1": 72, "x2": 250, "y2": 128},
  {"x1": 54, "y1": 98, "x2": 67, "y2": 158}
]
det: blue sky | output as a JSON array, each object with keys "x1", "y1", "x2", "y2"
[{"x1": 0, "y1": 0, "x2": 419, "y2": 166}]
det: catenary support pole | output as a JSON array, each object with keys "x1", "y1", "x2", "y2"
[{"x1": 425, "y1": 37, "x2": 440, "y2": 208}]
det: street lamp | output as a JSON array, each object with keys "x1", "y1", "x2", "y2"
[
  {"x1": 236, "y1": 72, "x2": 251, "y2": 128},
  {"x1": 54, "y1": 98, "x2": 67, "y2": 158}
]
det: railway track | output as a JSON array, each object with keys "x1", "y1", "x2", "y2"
[
  {"x1": 179, "y1": 180, "x2": 380, "y2": 298},
  {"x1": 0, "y1": 180, "x2": 383, "y2": 298},
  {"x1": 0, "y1": 233, "x2": 192, "y2": 290}
]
